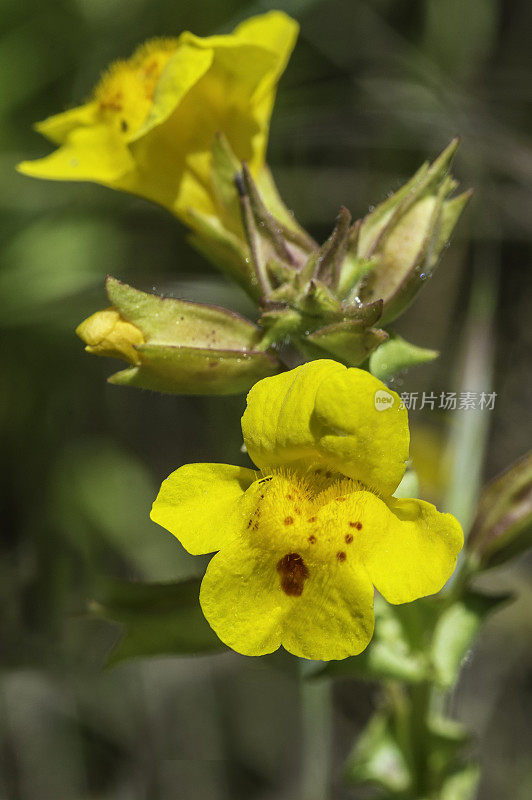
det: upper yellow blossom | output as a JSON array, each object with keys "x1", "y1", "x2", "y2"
[
  {"x1": 17, "y1": 11, "x2": 298, "y2": 220},
  {"x1": 150, "y1": 361, "x2": 463, "y2": 660}
]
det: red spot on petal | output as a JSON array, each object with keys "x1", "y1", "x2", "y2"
[
  {"x1": 284, "y1": 516, "x2": 294, "y2": 526},
  {"x1": 345, "y1": 534, "x2": 354, "y2": 544},
  {"x1": 336, "y1": 551, "x2": 347, "y2": 562},
  {"x1": 277, "y1": 553, "x2": 309, "y2": 596},
  {"x1": 308, "y1": 535, "x2": 317, "y2": 544}
]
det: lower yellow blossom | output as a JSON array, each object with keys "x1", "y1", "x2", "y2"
[{"x1": 151, "y1": 361, "x2": 463, "y2": 660}]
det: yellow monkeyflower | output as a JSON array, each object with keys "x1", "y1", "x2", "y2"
[
  {"x1": 151, "y1": 361, "x2": 463, "y2": 660},
  {"x1": 17, "y1": 11, "x2": 298, "y2": 220},
  {"x1": 76, "y1": 307, "x2": 144, "y2": 365}
]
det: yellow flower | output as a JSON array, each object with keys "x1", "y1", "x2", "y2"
[
  {"x1": 76, "y1": 307, "x2": 144, "y2": 365},
  {"x1": 17, "y1": 11, "x2": 298, "y2": 220},
  {"x1": 151, "y1": 361, "x2": 463, "y2": 660}
]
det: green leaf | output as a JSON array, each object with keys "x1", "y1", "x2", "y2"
[
  {"x1": 369, "y1": 334, "x2": 438, "y2": 382},
  {"x1": 51, "y1": 440, "x2": 189, "y2": 582},
  {"x1": 426, "y1": 716, "x2": 471, "y2": 784},
  {"x1": 440, "y1": 762, "x2": 480, "y2": 800},
  {"x1": 431, "y1": 589, "x2": 512, "y2": 687},
  {"x1": 89, "y1": 578, "x2": 225, "y2": 666},
  {"x1": 344, "y1": 710, "x2": 411, "y2": 794}
]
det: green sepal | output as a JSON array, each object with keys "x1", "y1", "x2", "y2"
[
  {"x1": 186, "y1": 209, "x2": 258, "y2": 299},
  {"x1": 467, "y1": 450, "x2": 532, "y2": 569},
  {"x1": 431, "y1": 589, "x2": 513, "y2": 688},
  {"x1": 295, "y1": 279, "x2": 343, "y2": 317},
  {"x1": 302, "y1": 320, "x2": 388, "y2": 366},
  {"x1": 237, "y1": 163, "x2": 297, "y2": 295},
  {"x1": 89, "y1": 578, "x2": 225, "y2": 667},
  {"x1": 210, "y1": 132, "x2": 243, "y2": 235},
  {"x1": 337, "y1": 248, "x2": 378, "y2": 299},
  {"x1": 109, "y1": 343, "x2": 280, "y2": 395},
  {"x1": 258, "y1": 307, "x2": 305, "y2": 349},
  {"x1": 369, "y1": 334, "x2": 438, "y2": 382},
  {"x1": 342, "y1": 298, "x2": 384, "y2": 325},
  {"x1": 255, "y1": 163, "x2": 315, "y2": 244},
  {"x1": 107, "y1": 276, "x2": 260, "y2": 349},
  {"x1": 314, "y1": 206, "x2": 352, "y2": 286}
]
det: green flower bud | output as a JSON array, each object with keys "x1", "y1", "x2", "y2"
[
  {"x1": 351, "y1": 139, "x2": 471, "y2": 325},
  {"x1": 77, "y1": 276, "x2": 281, "y2": 395},
  {"x1": 467, "y1": 451, "x2": 532, "y2": 569}
]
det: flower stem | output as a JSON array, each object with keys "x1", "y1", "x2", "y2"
[{"x1": 300, "y1": 669, "x2": 332, "y2": 800}]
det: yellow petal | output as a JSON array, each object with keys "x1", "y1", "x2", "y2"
[
  {"x1": 199, "y1": 535, "x2": 374, "y2": 660},
  {"x1": 19, "y1": 12, "x2": 298, "y2": 220},
  {"x1": 150, "y1": 463, "x2": 258, "y2": 555},
  {"x1": 279, "y1": 554, "x2": 375, "y2": 660},
  {"x1": 358, "y1": 496, "x2": 463, "y2": 604},
  {"x1": 35, "y1": 102, "x2": 100, "y2": 145},
  {"x1": 313, "y1": 365, "x2": 410, "y2": 495},
  {"x1": 234, "y1": 10, "x2": 299, "y2": 64},
  {"x1": 76, "y1": 307, "x2": 144, "y2": 364},
  {"x1": 132, "y1": 44, "x2": 212, "y2": 138},
  {"x1": 17, "y1": 125, "x2": 135, "y2": 184},
  {"x1": 241, "y1": 360, "x2": 409, "y2": 496}
]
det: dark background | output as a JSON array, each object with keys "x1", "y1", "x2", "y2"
[{"x1": 1, "y1": 0, "x2": 531, "y2": 797}]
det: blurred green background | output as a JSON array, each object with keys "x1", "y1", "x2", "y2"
[{"x1": 1, "y1": 0, "x2": 531, "y2": 797}]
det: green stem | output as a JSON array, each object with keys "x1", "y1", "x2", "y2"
[
  {"x1": 408, "y1": 681, "x2": 432, "y2": 797},
  {"x1": 300, "y1": 670, "x2": 332, "y2": 800}
]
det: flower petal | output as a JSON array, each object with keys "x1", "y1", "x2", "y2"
[
  {"x1": 200, "y1": 539, "x2": 284, "y2": 656},
  {"x1": 279, "y1": 556, "x2": 375, "y2": 660},
  {"x1": 358, "y1": 496, "x2": 463, "y2": 604},
  {"x1": 200, "y1": 536, "x2": 375, "y2": 660},
  {"x1": 34, "y1": 102, "x2": 100, "y2": 145},
  {"x1": 17, "y1": 125, "x2": 135, "y2": 184},
  {"x1": 313, "y1": 366, "x2": 409, "y2": 494},
  {"x1": 150, "y1": 463, "x2": 258, "y2": 555},
  {"x1": 241, "y1": 360, "x2": 409, "y2": 496}
]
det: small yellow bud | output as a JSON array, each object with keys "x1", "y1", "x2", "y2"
[{"x1": 76, "y1": 308, "x2": 144, "y2": 364}]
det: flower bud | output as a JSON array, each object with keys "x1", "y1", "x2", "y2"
[
  {"x1": 467, "y1": 452, "x2": 532, "y2": 569},
  {"x1": 350, "y1": 139, "x2": 471, "y2": 325},
  {"x1": 77, "y1": 276, "x2": 281, "y2": 395},
  {"x1": 77, "y1": 307, "x2": 144, "y2": 364}
]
